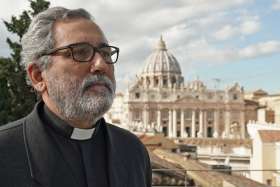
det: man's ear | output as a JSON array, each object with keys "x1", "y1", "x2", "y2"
[{"x1": 27, "y1": 63, "x2": 47, "y2": 93}]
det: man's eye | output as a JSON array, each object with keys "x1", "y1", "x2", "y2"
[
  {"x1": 73, "y1": 47, "x2": 92, "y2": 60},
  {"x1": 56, "y1": 49, "x2": 71, "y2": 58},
  {"x1": 63, "y1": 50, "x2": 72, "y2": 57},
  {"x1": 100, "y1": 50, "x2": 110, "y2": 57}
]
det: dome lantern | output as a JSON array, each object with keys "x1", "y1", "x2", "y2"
[{"x1": 156, "y1": 35, "x2": 167, "y2": 51}]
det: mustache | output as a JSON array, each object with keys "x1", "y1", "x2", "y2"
[{"x1": 81, "y1": 74, "x2": 115, "y2": 94}]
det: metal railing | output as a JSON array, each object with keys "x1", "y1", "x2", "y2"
[
  {"x1": 152, "y1": 168, "x2": 191, "y2": 187},
  {"x1": 152, "y1": 168, "x2": 280, "y2": 187}
]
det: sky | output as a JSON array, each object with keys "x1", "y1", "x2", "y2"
[{"x1": 0, "y1": 0, "x2": 279, "y2": 94}]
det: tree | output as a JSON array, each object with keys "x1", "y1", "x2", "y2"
[{"x1": 0, "y1": 0, "x2": 50, "y2": 125}]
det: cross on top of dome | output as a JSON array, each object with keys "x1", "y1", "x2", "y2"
[{"x1": 156, "y1": 35, "x2": 167, "y2": 51}]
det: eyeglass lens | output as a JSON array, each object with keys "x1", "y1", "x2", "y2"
[{"x1": 71, "y1": 43, "x2": 118, "y2": 63}]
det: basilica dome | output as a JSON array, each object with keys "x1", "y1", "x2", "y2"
[{"x1": 141, "y1": 36, "x2": 182, "y2": 76}]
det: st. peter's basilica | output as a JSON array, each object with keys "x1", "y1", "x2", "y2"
[{"x1": 107, "y1": 37, "x2": 257, "y2": 139}]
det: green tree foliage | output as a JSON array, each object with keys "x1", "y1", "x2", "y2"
[{"x1": 0, "y1": 0, "x2": 50, "y2": 125}]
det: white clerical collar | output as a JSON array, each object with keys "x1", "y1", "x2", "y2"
[
  {"x1": 43, "y1": 104, "x2": 101, "y2": 141},
  {"x1": 70, "y1": 127, "x2": 96, "y2": 140}
]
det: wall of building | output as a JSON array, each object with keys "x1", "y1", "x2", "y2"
[
  {"x1": 275, "y1": 143, "x2": 280, "y2": 187},
  {"x1": 248, "y1": 122, "x2": 280, "y2": 186},
  {"x1": 274, "y1": 101, "x2": 280, "y2": 124},
  {"x1": 258, "y1": 95, "x2": 280, "y2": 111},
  {"x1": 262, "y1": 143, "x2": 276, "y2": 186},
  {"x1": 257, "y1": 108, "x2": 266, "y2": 124},
  {"x1": 250, "y1": 133, "x2": 264, "y2": 183}
]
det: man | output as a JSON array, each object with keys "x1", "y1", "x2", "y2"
[{"x1": 0, "y1": 7, "x2": 151, "y2": 187}]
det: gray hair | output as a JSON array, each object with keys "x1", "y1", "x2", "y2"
[{"x1": 21, "y1": 7, "x2": 94, "y2": 84}]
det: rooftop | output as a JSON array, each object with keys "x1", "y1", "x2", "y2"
[
  {"x1": 139, "y1": 134, "x2": 177, "y2": 150},
  {"x1": 152, "y1": 149, "x2": 268, "y2": 187},
  {"x1": 259, "y1": 130, "x2": 280, "y2": 143},
  {"x1": 180, "y1": 138, "x2": 252, "y2": 148}
]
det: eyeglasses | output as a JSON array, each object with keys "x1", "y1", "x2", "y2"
[{"x1": 41, "y1": 42, "x2": 119, "y2": 64}]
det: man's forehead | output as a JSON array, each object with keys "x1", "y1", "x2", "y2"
[{"x1": 53, "y1": 18, "x2": 108, "y2": 47}]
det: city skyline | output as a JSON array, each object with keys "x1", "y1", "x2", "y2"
[{"x1": 0, "y1": 0, "x2": 279, "y2": 93}]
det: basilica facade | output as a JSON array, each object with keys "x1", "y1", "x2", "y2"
[{"x1": 125, "y1": 37, "x2": 247, "y2": 139}]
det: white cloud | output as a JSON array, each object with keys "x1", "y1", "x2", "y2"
[
  {"x1": 193, "y1": 11, "x2": 229, "y2": 28},
  {"x1": 0, "y1": 0, "x2": 29, "y2": 20},
  {"x1": 240, "y1": 17, "x2": 260, "y2": 35},
  {"x1": 272, "y1": 0, "x2": 280, "y2": 10},
  {"x1": 132, "y1": 0, "x2": 254, "y2": 33},
  {"x1": 183, "y1": 38, "x2": 237, "y2": 62},
  {"x1": 213, "y1": 25, "x2": 238, "y2": 41},
  {"x1": 0, "y1": 0, "x2": 255, "y2": 54},
  {"x1": 239, "y1": 41, "x2": 280, "y2": 58},
  {"x1": 162, "y1": 23, "x2": 197, "y2": 48},
  {"x1": 183, "y1": 39, "x2": 280, "y2": 63},
  {"x1": 240, "y1": 20, "x2": 259, "y2": 34},
  {"x1": 213, "y1": 15, "x2": 260, "y2": 41}
]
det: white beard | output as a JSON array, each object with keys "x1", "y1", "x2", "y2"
[{"x1": 46, "y1": 72, "x2": 115, "y2": 123}]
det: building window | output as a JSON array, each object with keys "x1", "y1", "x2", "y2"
[
  {"x1": 233, "y1": 94, "x2": 238, "y2": 100},
  {"x1": 220, "y1": 111, "x2": 223, "y2": 119},
  {"x1": 135, "y1": 110, "x2": 141, "y2": 120},
  {"x1": 155, "y1": 78, "x2": 159, "y2": 86},
  {"x1": 195, "y1": 130, "x2": 199, "y2": 137},
  {"x1": 146, "y1": 78, "x2": 150, "y2": 85},
  {"x1": 266, "y1": 179, "x2": 272, "y2": 186},
  {"x1": 171, "y1": 77, "x2": 176, "y2": 88},
  {"x1": 163, "y1": 79, "x2": 167, "y2": 87},
  {"x1": 140, "y1": 77, "x2": 144, "y2": 85},
  {"x1": 207, "y1": 111, "x2": 214, "y2": 120},
  {"x1": 185, "y1": 127, "x2": 190, "y2": 136},
  {"x1": 185, "y1": 110, "x2": 192, "y2": 119},
  {"x1": 207, "y1": 127, "x2": 213, "y2": 137},
  {"x1": 162, "y1": 127, "x2": 167, "y2": 136},
  {"x1": 195, "y1": 111, "x2": 199, "y2": 120},
  {"x1": 172, "y1": 76, "x2": 176, "y2": 84},
  {"x1": 135, "y1": 92, "x2": 140, "y2": 99}
]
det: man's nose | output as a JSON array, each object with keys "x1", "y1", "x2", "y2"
[{"x1": 89, "y1": 52, "x2": 108, "y2": 74}]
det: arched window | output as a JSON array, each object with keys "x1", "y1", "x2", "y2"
[{"x1": 171, "y1": 76, "x2": 176, "y2": 88}]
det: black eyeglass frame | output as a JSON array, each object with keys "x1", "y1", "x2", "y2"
[{"x1": 40, "y1": 42, "x2": 120, "y2": 64}]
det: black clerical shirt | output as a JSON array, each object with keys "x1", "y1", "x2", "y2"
[{"x1": 42, "y1": 105, "x2": 109, "y2": 187}]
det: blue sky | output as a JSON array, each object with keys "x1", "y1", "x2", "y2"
[
  {"x1": 0, "y1": 0, "x2": 279, "y2": 93},
  {"x1": 184, "y1": 0, "x2": 280, "y2": 93}
]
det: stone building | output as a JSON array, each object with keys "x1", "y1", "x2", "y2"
[
  {"x1": 126, "y1": 37, "x2": 247, "y2": 139},
  {"x1": 248, "y1": 122, "x2": 280, "y2": 186},
  {"x1": 245, "y1": 89, "x2": 280, "y2": 124}
]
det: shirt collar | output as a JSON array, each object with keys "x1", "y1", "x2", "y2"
[{"x1": 43, "y1": 104, "x2": 100, "y2": 140}]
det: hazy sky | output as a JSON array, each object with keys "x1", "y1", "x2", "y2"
[{"x1": 0, "y1": 0, "x2": 279, "y2": 93}]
